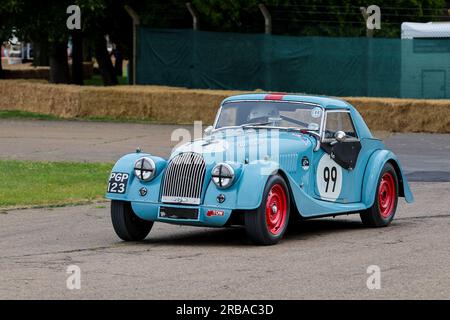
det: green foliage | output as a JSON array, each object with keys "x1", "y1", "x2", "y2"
[
  {"x1": 191, "y1": 0, "x2": 288, "y2": 32},
  {"x1": 1, "y1": 0, "x2": 446, "y2": 84},
  {"x1": 12, "y1": 0, "x2": 70, "y2": 43},
  {"x1": 0, "y1": 160, "x2": 113, "y2": 208},
  {"x1": 0, "y1": 110, "x2": 59, "y2": 120},
  {"x1": 190, "y1": 0, "x2": 447, "y2": 37},
  {"x1": 1, "y1": 0, "x2": 447, "y2": 48},
  {"x1": 0, "y1": 0, "x2": 20, "y2": 41}
]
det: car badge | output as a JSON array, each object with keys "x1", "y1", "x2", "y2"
[
  {"x1": 139, "y1": 187, "x2": 147, "y2": 196},
  {"x1": 301, "y1": 156, "x2": 310, "y2": 171}
]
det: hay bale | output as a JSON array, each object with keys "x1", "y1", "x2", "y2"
[
  {"x1": 0, "y1": 80, "x2": 449, "y2": 133},
  {"x1": 345, "y1": 97, "x2": 450, "y2": 133},
  {"x1": 0, "y1": 80, "x2": 80, "y2": 117},
  {"x1": 77, "y1": 86, "x2": 242, "y2": 123}
]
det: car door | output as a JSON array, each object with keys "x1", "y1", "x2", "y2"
[{"x1": 312, "y1": 110, "x2": 362, "y2": 203}]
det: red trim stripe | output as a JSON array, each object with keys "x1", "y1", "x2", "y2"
[{"x1": 264, "y1": 93, "x2": 286, "y2": 100}]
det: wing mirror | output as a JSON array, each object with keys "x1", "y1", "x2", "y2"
[
  {"x1": 204, "y1": 125, "x2": 214, "y2": 136},
  {"x1": 332, "y1": 131, "x2": 347, "y2": 144}
]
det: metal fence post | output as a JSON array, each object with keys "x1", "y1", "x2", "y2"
[
  {"x1": 360, "y1": 7, "x2": 374, "y2": 38},
  {"x1": 124, "y1": 5, "x2": 140, "y2": 85},
  {"x1": 186, "y1": 2, "x2": 199, "y2": 31},
  {"x1": 259, "y1": 4, "x2": 272, "y2": 90},
  {"x1": 359, "y1": 7, "x2": 373, "y2": 96},
  {"x1": 259, "y1": 4, "x2": 272, "y2": 35}
]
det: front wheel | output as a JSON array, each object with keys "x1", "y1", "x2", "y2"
[
  {"x1": 111, "y1": 200, "x2": 153, "y2": 241},
  {"x1": 245, "y1": 174, "x2": 290, "y2": 245},
  {"x1": 360, "y1": 163, "x2": 398, "y2": 227}
]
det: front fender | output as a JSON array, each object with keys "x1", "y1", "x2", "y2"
[
  {"x1": 236, "y1": 161, "x2": 280, "y2": 208},
  {"x1": 105, "y1": 152, "x2": 167, "y2": 202},
  {"x1": 362, "y1": 149, "x2": 414, "y2": 207},
  {"x1": 203, "y1": 160, "x2": 280, "y2": 210}
]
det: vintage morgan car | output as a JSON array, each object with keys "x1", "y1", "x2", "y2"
[{"x1": 106, "y1": 93, "x2": 413, "y2": 245}]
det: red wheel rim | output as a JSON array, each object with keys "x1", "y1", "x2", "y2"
[
  {"x1": 265, "y1": 184, "x2": 287, "y2": 235},
  {"x1": 378, "y1": 172, "x2": 396, "y2": 218}
]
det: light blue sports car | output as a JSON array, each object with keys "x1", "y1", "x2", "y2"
[{"x1": 106, "y1": 93, "x2": 413, "y2": 245}]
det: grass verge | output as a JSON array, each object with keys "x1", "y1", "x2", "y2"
[
  {"x1": 84, "y1": 75, "x2": 128, "y2": 86},
  {"x1": 0, "y1": 160, "x2": 113, "y2": 209},
  {"x1": 0, "y1": 110, "x2": 60, "y2": 121},
  {"x1": 0, "y1": 110, "x2": 157, "y2": 124}
]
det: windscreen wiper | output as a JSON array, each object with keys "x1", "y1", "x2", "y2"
[{"x1": 241, "y1": 122, "x2": 271, "y2": 129}]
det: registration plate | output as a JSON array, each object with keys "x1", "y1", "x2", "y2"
[
  {"x1": 159, "y1": 207, "x2": 199, "y2": 220},
  {"x1": 107, "y1": 172, "x2": 129, "y2": 194}
]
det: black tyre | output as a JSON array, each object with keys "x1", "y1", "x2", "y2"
[
  {"x1": 360, "y1": 163, "x2": 398, "y2": 227},
  {"x1": 245, "y1": 174, "x2": 290, "y2": 245},
  {"x1": 111, "y1": 200, "x2": 153, "y2": 241}
]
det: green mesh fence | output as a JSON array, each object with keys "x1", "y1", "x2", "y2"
[{"x1": 137, "y1": 27, "x2": 450, "y2": 99}]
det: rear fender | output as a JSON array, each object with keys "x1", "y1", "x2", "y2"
[{"x1": 362, "y1": 150, "x2": 414, "y2": 207}]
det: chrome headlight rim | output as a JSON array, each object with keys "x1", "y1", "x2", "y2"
[
  {"x1": 211, "y1": 163, "x2": 235, "y2": 189},
  {"x1": 134, "y1": 157, "x2": 156, "y2": 182}
]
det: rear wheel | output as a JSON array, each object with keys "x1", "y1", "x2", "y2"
[
  {"x1": 111, "y1": 200, "x2": 153, "y2": 241},
  {"x1": 360, "y1": 163, "x2": 398, "y2": 227},
  {"x1": 245, "y1": 174, "x2": 290, "y2": 245}
]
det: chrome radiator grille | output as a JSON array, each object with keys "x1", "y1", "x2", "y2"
[{"x1": 161, "y1": 153, "x2": 206, "y2": 205}]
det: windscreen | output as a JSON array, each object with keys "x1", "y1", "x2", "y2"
[{"x1": 215, "y1": 101, "x2": 323, "y2": 131}]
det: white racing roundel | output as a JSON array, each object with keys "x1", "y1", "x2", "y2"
[{"x1": 316, "y1": 154, "x2": 343, "y2": 201}]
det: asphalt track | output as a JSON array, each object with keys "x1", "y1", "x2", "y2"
[{"x1": 0, "y1": 119, "x2": 449, "y2": 299}]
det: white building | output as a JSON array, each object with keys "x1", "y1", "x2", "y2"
[{"x1": 401, "y1": 22, "x2": 450, "y2": 99}]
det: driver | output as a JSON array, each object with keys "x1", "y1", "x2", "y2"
[{"x1": 246, "y1": 104, "x2": 279, "y2": 124}]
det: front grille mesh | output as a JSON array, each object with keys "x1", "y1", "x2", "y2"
[{"x1": 161, "y1": 153, "x2": 206, "y2": 205}]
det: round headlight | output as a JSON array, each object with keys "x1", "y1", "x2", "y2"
[
  {"x1": 211, "y1": 163, "x2": 235, "y2": 189},
  {"x1": 134, "y1": 157, "x2": 156, "y2": 181}
]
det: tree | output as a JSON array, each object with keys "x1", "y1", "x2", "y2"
[
  {"x1": 48, "y1": 41, "x2": 70, "y2": 83},
  {"x1": 3, "y1": 0, "x2": 447, "y2": 84},
  {"x1": 79, "y1": 0, "x2": 129, "y2": 86},
  {"x1": 10, "y1": 0, "x2": 73, "y2": 83},
  {"x1": 71, "y1": 30, "x2": 84, "y2": 85},
  {"x1": 0, "y1": 0, "x2": 20, "y2": 79},
  {"x1": 10, "y1": 0, "x2": 124, "y2": 85}
]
